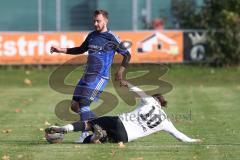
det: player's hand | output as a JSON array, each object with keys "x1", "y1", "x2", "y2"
[
  {"x1": 120, "y1": 80, "x2": 128, "y2": 87},
  {"x1": 115, "y1": 72, "x2": 126, "y2": 87},
  {"x1": 50, "y1": 46, "x2": 62, "y2": 54},
  {"x1": 195, "y1": 139, "x2": 203, "y2": 143},
  {"x1": 114, "y1": 70, "x2": 123, "y2": 81}
]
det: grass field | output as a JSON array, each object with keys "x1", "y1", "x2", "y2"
[{"x1": 0, "y1": 64, "x2": 240, "y2": 160}]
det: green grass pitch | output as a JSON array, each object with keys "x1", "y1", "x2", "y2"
[{"x1": 0, "y1": 64, "x2": 239, "y2": 160}]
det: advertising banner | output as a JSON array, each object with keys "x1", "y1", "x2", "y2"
[{"x1": 0, "y1": 31, "x2": 183, "y2": 64}]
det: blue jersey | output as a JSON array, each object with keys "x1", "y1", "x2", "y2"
[{"x1": 79, "y1": 30, "x2": 128, "y2": 79}]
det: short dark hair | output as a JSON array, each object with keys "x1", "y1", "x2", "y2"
[
  {"x1": 152, "y1": 94, "x2": 167, "y2": 107},
  {"x1": 94, "y1": 10, "x2": 108, "y2": 19}
]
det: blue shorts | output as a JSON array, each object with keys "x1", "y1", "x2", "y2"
[{"x1": 72, "y1": 74, "x2": 108, "y2": 102}]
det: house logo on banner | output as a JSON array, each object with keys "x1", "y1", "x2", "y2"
[{"x1": 137, "y1": 32, "x2": 179, "y2": 55}]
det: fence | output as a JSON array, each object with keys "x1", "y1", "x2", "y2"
[{"x1": 0, "y1": 0, "x2": 204, "y2": 31}]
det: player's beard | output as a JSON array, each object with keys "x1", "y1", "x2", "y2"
[{"x1": 95, "y1": 25, "x2": 106, "y2": 32}]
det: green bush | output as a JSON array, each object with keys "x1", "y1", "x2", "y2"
[{"x1": 172, "y1": 0, "x2": 240, "y2": 66}]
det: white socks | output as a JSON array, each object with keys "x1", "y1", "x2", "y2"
[{"x1": 63, "y1": 124, "x2": 74, "y2": 132}]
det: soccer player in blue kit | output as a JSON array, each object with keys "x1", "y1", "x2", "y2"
[{"x1": 50, "y1": 10, "x2": 131, "y2": 143}]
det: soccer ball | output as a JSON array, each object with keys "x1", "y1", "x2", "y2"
[{"x1": 45, "y1": 132, "x2": 64, "y2": 144}]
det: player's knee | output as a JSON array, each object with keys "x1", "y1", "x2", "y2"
[
  {"x1": 79, "y1": 98, "x2": 91, "y2": 107},
  {"x1": 71, "y1": 100, "x2": 79, "y2": 113},
  {"x1": 71, "y1": 98, "x2": 91, "y2": 113}
]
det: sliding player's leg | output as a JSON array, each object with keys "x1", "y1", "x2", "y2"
[
  {"x1": 45, "y1": 120, "x2": 108, "y2": 144},
  {"x1": 45, "y1": 121, "x2": 88, "y2": 134}
]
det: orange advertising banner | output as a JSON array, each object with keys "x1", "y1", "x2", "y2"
[{"x1": 0, "y1": 31, "x2": 183, "y2": 64}]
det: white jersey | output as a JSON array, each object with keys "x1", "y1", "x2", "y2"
[
  {"x1": 118, "y1": 84, "x2": 200, "y2": 143},
  {"x1": 119, "y1": 86, "x2": 167, "y2": 142}
]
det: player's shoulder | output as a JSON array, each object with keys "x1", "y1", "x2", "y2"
[
  {"x1": 145, "y1": 97, "x2": 162, "y2": 107},
  {"x1": 87, "y1": 31, "x2": 97, "y2": 37},
  {"x1": 144, "y1": 96, "x2": 158, "y2": 103},
  {"x1": 107, "y1": 30, "x2": 121, "y2": 43}
]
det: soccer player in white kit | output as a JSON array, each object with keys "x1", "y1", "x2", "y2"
[{"x1": 46, "y1": 82, "x2": 201, "y2": 144}]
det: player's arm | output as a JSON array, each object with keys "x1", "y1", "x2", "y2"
[
  {"x1": 126, "y1": 82, "x2": 156, "y2": 104},
  {"x1": 162, "y1": 119, "x2": 202, "y2": 143},
  {"x1": 113, "y1": 36, "x2": 131, "y2": 86},
  {"x1": 115, "y1": 51, "x2": 131, "y2": 86},
  {"x1": 50, "y1": 38, "x2": 88, "y2": 55}
]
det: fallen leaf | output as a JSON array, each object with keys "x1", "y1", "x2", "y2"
[
  {"x1": 39, "y1": 128, "x2": 44, "y2": 131},
  {"x1": 2, "y1": 129, "x2": 12, "y2": 134},
  {"x1": 44, "y1": 121, "x2": 51, "y2": 126},
  {"x1": 24, "y1": 78, "x2": 32, "y2": 86},
  {"x1": 193, "y1": 155, "x2": 198, "y2": 160},
  {"x1": 74, "y1": 145, "x2": 81, "y2": 148},
  {"x1": 17, "y1": 155, "x2": 23, "y2": 159},
  {"x1": 210, "y1": 69, "x2": 215, "y2": 74},
  {"x1": 2, "y1": 155, "x2": 10, "y2": 160},
  {"x1": 25, "y1": 70, "x2": 31, "y2": 75},
  {"x1": 15, "y1": 108, "x2": 22, "y2": 113}
]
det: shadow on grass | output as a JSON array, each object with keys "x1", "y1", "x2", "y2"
[
  {"x1": 1, "y1": 140, "x2": 240, "y2": 147},
  {"x1": 0, "y1": 140, "x2": 99, "y2": 146}
]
